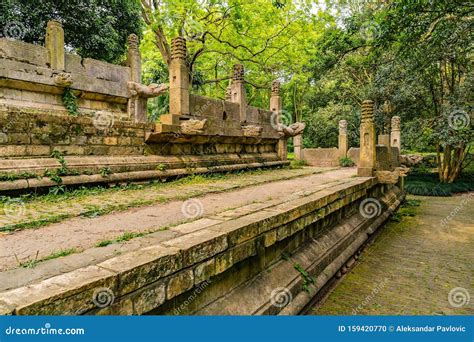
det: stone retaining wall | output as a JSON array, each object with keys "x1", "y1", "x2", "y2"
[
  {"x1": 0, "y1": 106, "x2": 151, "y2": 158},
  {"x1": 0, "y1": 38, "x2": 131, "y2": 121},
  {"x1": 302, "y1": 147, "x2": 341, "y2": 167}
]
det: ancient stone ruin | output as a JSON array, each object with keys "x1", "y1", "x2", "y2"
[
  {"x1": 0, "y1": 21, "x2": 300, "y2": 193},
  {"x1": 301, "y1": 101, "x2": 404, "y2": 184}
]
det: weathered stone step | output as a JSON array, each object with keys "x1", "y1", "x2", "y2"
[
  {"x1": 0, "y1": 176, "x2": 396, "y2": 315},
  {"x1": 196, "y1": 186, "x2": 403, "y2": 315}
]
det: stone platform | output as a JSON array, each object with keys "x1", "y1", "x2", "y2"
[{"x1": 0, "y1": 167, "x2": 404, "y2": 315}]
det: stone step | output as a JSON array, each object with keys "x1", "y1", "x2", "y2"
[{"x1": 0, "y1": 175, "x2": 390, "y2": 315}]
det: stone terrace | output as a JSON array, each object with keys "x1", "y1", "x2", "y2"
[{"x1": 0, "y1": 167, "x2": 350, "y2": 286}]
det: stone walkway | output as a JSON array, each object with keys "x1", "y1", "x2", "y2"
[
  {"x1": 310, "y1": 193, "x2": 474, "y2": 315},
  {"x1": 0, "y1": 167, "x2": 333, "y2": 230},
  {"x1": 0, "y1": 167, "x2": 355, "y2": 272}
]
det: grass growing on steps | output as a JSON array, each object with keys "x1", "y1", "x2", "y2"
[
  {"x1": 17, "y1": 248, "x2": 77, "y2": 269},
  {"x1": 1, "y1": 166, "x2": 323, "y2": 233},
  {"x1": 95, "y1": 231, "x2": 149, "y2": 248}
]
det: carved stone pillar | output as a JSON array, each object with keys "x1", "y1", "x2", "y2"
[
  {"x1": 390, "y1": 116, "x2": 401, "y2": 152},
  {"x1": 294, "y1": 134, "x2": 303, "y2": 160},
  {"x1": 230, "y1": 64, "x2": 247, "y2": 122},
  {"x1": 357, "y1": 100, "x2": 376, "y2": 177},
  {"x1": 270, "y1": 80, "x2": 282, "y2": 124},
  {"x1": 45, "y1": 20, "x2": 65, "y2": 71},
  {"x1": 277, "y1": 138, "x2": 288, "y2": 161},
  {"x1": 338, "y1": 120, "x2": 348, "y2": 157},
  {"x1": 126, "y1": 34, "x2": 147, "y2": 122},
  {"x1": 169, "y1": 37, "x2": 189, "y2": 116},
  {"x1": 127, "y1": 34, "x2": 141, "y2": 84},
  {"x1": 225, "y1": 84, "x2": 232, "y2": 101},
  {"x1": 271, "y1": 80, "x2": 286, "y2": 160},
  {"x1": 378, "y1": 134, "x2": 390, "y2": 147}
]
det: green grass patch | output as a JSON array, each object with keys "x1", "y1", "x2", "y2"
[
  {"x1": 390, "y1": 199, "x2": 421, "y2": 222},
  {"x1": 0, "y1": 213, "x2": 72, "y2": 232},
  {"x1": 339, "y1": 156, "x2": 355, "y2": 167},
  {"x1": 290, "y1": 159, "x2": 308, "y2": 169},
  {"x1": 95, "y1": 231, "x2": 147, "y2": 247},
  {"x1": 18, "y1": 248, "x2": 77, "y2": 268}
]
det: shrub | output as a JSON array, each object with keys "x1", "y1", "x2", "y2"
[
  {"x1": 339, "y1": 156, "x2": 355, "y2": 167},
  {"x1": 405, "y1": 171, "x2": 474, "y2": 196}
]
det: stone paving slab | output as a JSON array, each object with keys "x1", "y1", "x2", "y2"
[{"x1": 310, "y1": 193, "x2": 474, "y2": 315}]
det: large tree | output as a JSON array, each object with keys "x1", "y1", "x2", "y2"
[
  {"x1": 139, "y1": 0, "x2": 323, "y2": 109},
  {"x1": 1, "y1": 0, "x2": 142, "y2": 63},
  {"x1": 377, "y1": 0, "x2": 473, "y2": 182}
]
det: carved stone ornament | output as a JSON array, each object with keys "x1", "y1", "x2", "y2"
[
  {"x1": 281, "y1": 122, "x2": 306, "y2": 137},
  {"x1": 180, "y1": 119, "x2": 207, "y2": 135},
  {"x1": 242, "y1": 125, "x2": 263, "y2": 137},
  {"x1": 391, "y1": 116, "x2": 401, "y2": 131},
  {"x1": 339, "y1": 120, "x2": 348, "y2": 135},
  {"x1": 127, "y1": 34, "x2": 139, "y2": 50},
  {"x1": 271, "y1": 80, "x2": 280, "y2": 96},
  {"x1": 128, "y1": 82, "x2": 168, "y2": 99},
  {"x1": 53, "y1": 72, "x2": 73, "y2": 87}
]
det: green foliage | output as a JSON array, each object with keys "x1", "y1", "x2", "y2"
[
  {"x1": 390, "y1": 199, "x2": 420, "y2": 222},
  {"x1": 61, "y1": 87, "x2": 79, "y2": 116},
  {"x1": 156, "y1": 164, "x2": 167, "y2": 171},
  {"x1": 405, "y1": 172, "x2": 474, "y2": 197},
  {"x1": 1, "y1": 0, "x2": 142, "y2": 63},
  {"x1": 140, "y1": 0, "x2": 323, "y2": 109},
  {"x1": 49, "y1": 185, "x2": 66, "y2": 195},
  {"x1": 99, "y1": 167, "x2": 112, "y2": 178},
  {"x1": 304, "y1": 103, "x2": 360, "y2": 148},
  {"x1": 339, "y1": 156, "x2": 355, "y2": 167},
  {"x1": 148, "y1": 94, "x2": 169, "y2": 122},
  {"x1": 0, "y1": 172, "x2": 38, "y2": 182},
  {"x1": 290, "y1": 159, "x2": 308, "y2": 169},
  {"x1": 294, "y1": 262, "x2": 315, "y2": 293},
  {"x1": 95, "y1": 231, "x2": 146, "y2": 247},
  {"x1": 18, "y1": 248, "x2": 76, "y2": 268}
]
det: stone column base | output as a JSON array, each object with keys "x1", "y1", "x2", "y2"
[{"x1": 357, "y1": 167, "x2": 373, "y2": 177}]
